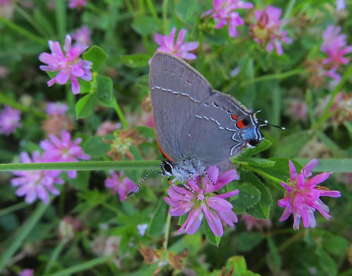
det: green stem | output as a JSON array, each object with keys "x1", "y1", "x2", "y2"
[
  {"x1": 14, "y1": 4, "x2": 50, "y2": 38},
  {"x1": 86, "y1": 2, "x2": 106, "y2": 15},
  {"x1": 55, "y1": 0, "x2": 67, "y2": 41},
  {"x1": 49, "y1": 254, "x2": 117, "y2": 276},
  {"x1": 44, "y1": 239, "x2": 68, "y2": 274},
  {"x1": 0, "y1": 92, "x2": 46, "y2": 118},
  {"x1": 243, "y1": 165, "x2": 284, "y2": 188},
  {"x1": 312, "y1": 64, "x2": 352, "y2": 130},
  {"x1": 0, "y1": 202, "x2": 51, "y2": 272},
  {"x1": 280, "y1": 0, "x2": 296, "y2": 31},
  {"x1": 0, "y1": 202, "x2": 28, "y2": 217},
  {"x1": 114, "y1": 99, "x2": 129, "y2": 129},
  {"x1": 0, "y1": 160, "x2": 160, "y2": 172},
  {"x1": 239, "y1": 69, "x2": 303, "y2": 86},
  {"x1": 164, "y1": 211, "x2": 171, "y2": 251},
  {"x1": 0, "y1": 17, "x2": 47, "y2": 45},
  {"x1": 162, "y1": 0, "x2": 169, "y2": 33},
  {"x1": 145, "y1": 0, "x2": 162, "y2": 28}
]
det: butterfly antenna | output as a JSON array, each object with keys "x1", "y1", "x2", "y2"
[
  {"x1": 126, "y1": 164, "x2": 160, "y2": 198},
  {"x1": 259, "y1": 119, "x2": 286, "y2": 130}
]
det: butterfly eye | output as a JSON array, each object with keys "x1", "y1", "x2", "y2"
[{"x1": 248, "y1": 139, "x2": 259, "y2": 147}]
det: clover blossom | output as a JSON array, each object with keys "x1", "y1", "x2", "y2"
[
  {"x1": 71, "y1": 25, "x2": 92, "y2": 46},
  {"x1": 39, "y1": 130, "x2": 90, "y2": 179},
  {"x1": 250, "y1": 6, "x2": 291, "y2": 55},
  {"x1": 11, "y1": 151, "x2": 64, "y2": 204},
  {"x1": 164, "y1": 166, "x2": 240, "y2": 237},
  {"x1": 202, "y1": 0, "x2": 253, "y2": 37},
  {"x1": 46, "y1": 102, "x2": 68, "y2": 116},
  {"x1": 321, "y1": 25, "x2": 352, "y2": 69},
  {"x1": 241, "y1": 213, "x2": 271, "y2": 231},
  {"x1": 154, "y1": 27, "x2": 199, "y2": 60},
  {"x1": 39, "y1": 34, "x2": 92, "y2": 94},
  {"x1": 278, "y1": 159, "x2": 341, "y2": 230},
  {"x1": 105, "y1": 171, "x2": 137, "y2": 202},
  {"x1": 19, "y1": 269, "x2": 34, "y2": 276},
  {"x1": 68, "y1": 0, "x2": 86, "y2": 9},
  {"x1": 0, "y1": 105, "x2": 22, "y2": 135}
]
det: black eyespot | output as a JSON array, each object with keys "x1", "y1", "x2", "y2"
[
  {"x1": 162, "y1": 161, "x2": 173, "y2": 174},
  {"x1": 248, "y1": 139, "x2": 259, "y2": 147},
  {"x1": 242, "y1": 117, "x2": 251, "y2": 126}
]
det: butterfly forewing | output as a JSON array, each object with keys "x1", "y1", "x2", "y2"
[{"x1": 149, "y1": 52, "x2": 213, "y2": 162}]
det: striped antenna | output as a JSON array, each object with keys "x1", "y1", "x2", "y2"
[{"x1": 126, "y1": 164, "x2": 161, "y2": 198}]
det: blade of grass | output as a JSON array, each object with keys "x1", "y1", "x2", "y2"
[
  {"x1": 0, "y1": 16, "x2": 47, "y2": 45},
  {"x1": 0, "y1": 202, "x2": 51, "y2": 272}
]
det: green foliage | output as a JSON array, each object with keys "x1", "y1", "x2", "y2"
[
  {"x1": 120, "y1": 54, "x2": 150, "y2": 68},
  {"x1": 83, "y1": 46, "x2": 108, "y2": 72}
]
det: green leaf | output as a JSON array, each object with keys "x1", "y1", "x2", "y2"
[
  {"x1": 316, "y1": 249, "x2": 338, "y2": 276},
  {"x1": 239, "y1": 139, "x2": 272, "y2": 158},
  {"x1": 78, "y1": 78, "x2": 92, "y2": 94},
  {"x1": 322, "y1": 235, "x2": 348, "y2": 256},
  {"x1": 75, "y1": 93, "x2": 96, "y2": 119},
  {"x1": 230, "y1": 182, "x2": 261, "y2": 210},
  {"x1": 237, "y1": 157, "x2": 275, "y2": 168},
  {"x1": 261, "y1": 157, "x2": 303, "y2": 190},
  {"x1": 120, "y1": 54, "x2": 150, "y2": 68},
  {"x1": 232, "y1": 232, "x2": 265, "y2": 252},
  {"x1": 176, "y1": 0, "x2": 200, "y2": 23},
  {"x1": 202, "y1": 220, "x2": 221, "y2": 247},
  {"x1": 147, "y1": 199, "x2": 167, "y2": 237},
  {"x1": 83, "y1": 46, "x2": 108, "y2": 72},
  {"x1": 344, "y1": 122, "x2": 352, "y2": 140},
  {"x1": 69, "y1": 171, "x2": 90, "y2": 190},
  {"x1": 96, "y1": 75, "x2": 113, "y2": 105},
  {"x1": 225, "y1": 256, "x2": 247, "y2": 274},
  {"x1": 131, "y1": 16, "x2": 158, "y2": 35},
  {"x1": 82, "y1": 136, "x2": 111, "y2": 158},
  {"x1": 266, "y1": 237, "x2": 281, "y2": 274},
  {"x1": 241, "y1": 171, "x2": 272, "y2": 219},
  {"x1": 275, "y1": 130, "x2": 313, "y2": 158},
  {"x1": 135, "y1": 126, "x2": 155, "y2": 140}
]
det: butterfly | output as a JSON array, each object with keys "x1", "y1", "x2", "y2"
[{"x1": 128, "y1": 52, "x2": 269, "y2": 196}]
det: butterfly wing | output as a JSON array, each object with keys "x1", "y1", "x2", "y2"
[
  {"x1": 149, "y1": 52, "x2": 213, "y2": 162},
  {"x1": 179, "y1": 91, "x2": 262, "y2": 167}
]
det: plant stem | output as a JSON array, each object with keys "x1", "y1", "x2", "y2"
[
  {"x1": 114, "y1": 99, "x2": 129, "y2": 129},
  {"x1": 0, "y1": 93, "x2": 46, "y2": 118},
  {"x1": 44, "y1": 238, "x2": 68, "y2": 274},
  {"x1": 162, "y1": 0, "x2": 169, "y2": 33},
  {"x1": 49, "y1": 254, "x2": 117, "y2": 276},
  {"x1": 239, "y1": 69, "x2": 303, "y2": 86},
  {"x1": 55, "y1": 0, "x2": 66, "y2": 41},
  {"x1": 243, "y1": 165, "x2": 285, "y2": 190},
  {"x1": 145, "y1": 0, "x2": 162, "y2": 28},
  {"x1": 164, "y1": 211, "x2": 171, "y2": 251},
  {"x1": 280, "y1": 0, "x2": 296, "y2": 31},
  {"x1": 0, "y1": 17, "x2": 47, "y2": 45},
  {"x1": 0, "y1": 202, "x2": 28, "y2": 217},
  {"x1": 14, "y1": 4, "x2": 50, "y2": 38},
  {"x1": 312, "y1": 64, "x2": 352, "y2": 130},
  {"x1": 0, "y1": 160, "x2": 160, "y2": 172},
  {"x1": 0, "y1": 202, "x2": 51, "y2": 272}
]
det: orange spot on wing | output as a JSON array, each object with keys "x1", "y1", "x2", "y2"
[
  {"x1": 236, "y1": 119, "x2": 246, "y2": 129},
  {"x1": 231, "y1": 114, "x2": 238, "y2": 120}
]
